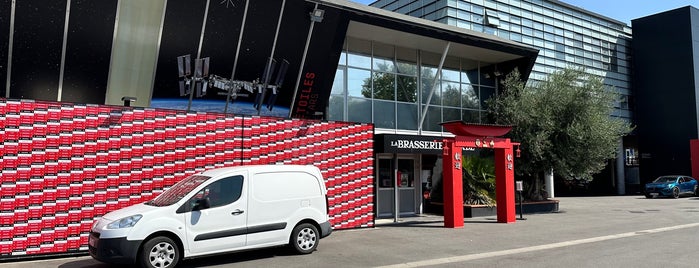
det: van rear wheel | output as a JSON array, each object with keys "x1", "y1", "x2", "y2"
[
  {"x1": 139, "y1": 236, "x2": 180, "y2": 268},
  {"x1": 290, "y1": 223, "x2": 318, "y2": 254}
]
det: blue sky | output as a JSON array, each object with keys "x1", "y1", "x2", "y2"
[{"x1": 349, "y1": 0, "x2": 698, "y2": 25}]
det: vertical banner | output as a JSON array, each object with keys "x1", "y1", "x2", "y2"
[{"x1": 290, "y1": 7, "x2": 349, "y2": 119}]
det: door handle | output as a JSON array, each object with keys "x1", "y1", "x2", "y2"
[{"x1": 231, "y1": 209, "x2": 244, "y2": 215}]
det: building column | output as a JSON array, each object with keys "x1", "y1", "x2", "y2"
[
  {"x1": 616, "y1": 138, "x2": 626, "y2": 195},
  {"x1": 495, "y1": 146, "x2": 516, "y2": 223},
  {"x1": 442, "y1": 139, "x2": 463, "y2": 228}
]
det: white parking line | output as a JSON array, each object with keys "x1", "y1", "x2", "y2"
[{"x1": 376, "y1": 222, "x2": 699, "y2": 268}]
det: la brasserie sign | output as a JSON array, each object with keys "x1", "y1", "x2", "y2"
[{"x1": 389, "y1": 139, "x2": 443, "y2": 150}]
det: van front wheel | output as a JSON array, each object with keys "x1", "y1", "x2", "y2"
[
  {"x1": 290, "y1": 223, "x2": 318, "y2": 254},
  {"x1": 139, "y1": 236, "x2": 180, "y2": 268}
]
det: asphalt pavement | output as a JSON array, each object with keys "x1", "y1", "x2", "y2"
[{"x1": 3, "y1": 195, "x2": 699, "y2": 267}]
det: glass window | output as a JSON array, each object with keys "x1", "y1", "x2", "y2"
[
  {"x1": 373, "y1": 42, "x2": 396, "y2": 72},
  {"x1": 461, "y1": 84, "x2": 479, "y2": 109},
  {"x1": 331, "y1": 68, "x2": 345, "y2": 95},
  {"x1": 397, "y1": 103, "x2": 418, "y2": 130},
  {"x1": 396, "y1": 61, "x2": 418, "y2": 76},
  {"x1": 442, "y1": 68, "x2": 461, "y2": 82},
  {"x1": 421, "y1": 66, "x2": 441, "y2": 105},
  {"x1": 484, "y1": 26, "x2": 497, "y2": 35},
  {"x1": 511, "y1": 32, "x2": 522, "y2": 42},
  {"x1": 396, "y1": 47, "x2": 417, "y2": 75},
  {"x1": 397, "y1": 75, "x2": 417, "y2": 103},
  {"x1": 457, "y1": 9, "x2": 470, "y2": 20},
  {"x1": 339, "y1": 52, "x2": 347, "y2": 66},
  {"x1": 484, "y1": 0, "x2": 496, "y2": 9},
  {"x1": 533, "y1": 38, "x2": 544, "y2": 47},
  {"x1": 188, "y1": 175, "x2": 244, "y2": 210},
  {"x1": 544, "y1": 24, "x2": 554, "y2": 33},
  {"x1": 348, "y1": 52, "x2": 371, "y2": 69},
  {"x1": 442, "y1": 82, "x2": 461, "y2": 107},
  {"x1": 347, "y1": 68, "x2": 371, "y2": 98},
  {"x1": 473, "y1": 13, "x2": 484, "y2": 24},
  {"x1": 443, "y1": 107, "x2": 461, "y2": 122},
  {"x1": 348, "y1": 97, "x2": 371, "y2": 123},
  {"x1": 149, "y1": 175, "x2": 210, "y2": 207},
  {"x1": 347, "y1": 37, "x2": 372, "y2": 68},
  {"x1": 555, "y1": 51, "x2": 565, "y2": 60},
  {"x1": 498, "y1": 30, "x2": 510, "y2": 39},
  {"x1": 472, "y1": 5, "x2": 484, "y2": 15},
  {"x1": 462, "y1": 109, "x2": 480, "y2": 123},
  {"x1": 461, "y1": 64, "x2": 479, "y2": 85},
  {"x1": 372, "y1": 71, "x2": 396, "y2": 101},
  {"x1": 374, "y1": 100, "x2": 396, "y2": 129},
  {"x1": 510, "y1": 24, "x2": 522, "y2": 33},
  {"x1": 457, "y1": 0, "x2": 471, "y2": 11},
  {"x1": 442, "y1": 56, "x2": 461, "y2": 82},
  {"x1": 480, "y1": 86, "x2": 495, "y2": 110},
  {"x1": 456, "y1": 19, "x2": 471, "y2": 29},
  {"x1": 421, "y1": 105, "x2": 442, "y2": 132},
  {"x1": 327, "y1": 95, "x2": 345, "y2": 121}
]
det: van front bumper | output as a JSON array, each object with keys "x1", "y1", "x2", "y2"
[
  {"x1": 88, "y1": 232, "x2": 142, "y2": 264},
  {"x1": 319, "y1": 221, "x2": 332, "y2": 238}
]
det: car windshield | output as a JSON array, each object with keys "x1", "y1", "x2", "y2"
[
  {"x1": 145, "y1": 175, "x2": 211, "y2": 207},
  {"x1": 653, "y1": 176, "x2": 677, "y2": 183}
]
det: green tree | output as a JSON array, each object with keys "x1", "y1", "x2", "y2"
[{"x1": 487, "y1": 68, "x2": 632, "y2": 200}]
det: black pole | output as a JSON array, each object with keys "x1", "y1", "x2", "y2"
[{"x1": 518, "y1": 191, "x2": 526, "y2": 220}]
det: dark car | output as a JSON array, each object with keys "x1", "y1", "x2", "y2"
[{"x1": 644, "y1": 175, "x2": 698, "y2": 198}]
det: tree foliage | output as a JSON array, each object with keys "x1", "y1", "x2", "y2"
[
  {"x1": 461, "y1": 155, "x2": 496, "y2": 206},
  {"x1": 361, "y1": 63, "x2": 418, "y2": 102},
  {"x1": 427, "y1": 154, "x2": 496, "y2": 206},
  {"x1": 487, "y1": 68, "x2": 632, "y2": 193},
  {"x1": 360, "y1": 63, "x2": 480, "y2": 112}
]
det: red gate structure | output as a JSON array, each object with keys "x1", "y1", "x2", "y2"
[{"x1": 440, "y1": 121, "x2": 520, "y2": 228}]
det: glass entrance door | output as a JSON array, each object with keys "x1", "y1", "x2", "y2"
[{"x1": 377, "y1": 155, "x2": 417, "y2": 218}]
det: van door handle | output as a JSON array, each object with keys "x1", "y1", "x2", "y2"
[{"x1": 231, "y1": 209, "x2": 244, "y2": 216}]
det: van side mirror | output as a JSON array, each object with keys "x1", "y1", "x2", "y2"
[{"x1": 193, "y1": 197, "x2": 211, "y2": 211}]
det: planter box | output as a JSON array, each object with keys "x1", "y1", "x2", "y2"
[
  {"x1": 427, "y1": 199, "x2": 559, "y2": 218},
  {"x1": 515, "y1": 199, "x2": 560, "y2": 214}
]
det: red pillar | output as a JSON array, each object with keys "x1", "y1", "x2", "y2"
[
  {"x1": 443, "y1": 140, "x2": 464, "y2": 228},
  {"x1": 495, "y1": 146, "x2": 516, "y2": 223},
  {"x1": 691, "y1": 140, "x2": 699, "y2": 180}
]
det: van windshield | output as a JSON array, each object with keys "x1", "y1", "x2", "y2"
[{"x1": 146, "y1": 175, "x2": 211, "y2": 207}]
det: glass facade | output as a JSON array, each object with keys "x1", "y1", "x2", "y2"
[
  {"x1": 328, "y1": 36, "x2": 500, "y2": 133},
  {"x1": 371, "y1": 0, "x2": 634, "y2": 120}
]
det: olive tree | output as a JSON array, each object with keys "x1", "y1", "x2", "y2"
[{"x1": 487, "y1": 68, "x2": 632, "y2": 200}]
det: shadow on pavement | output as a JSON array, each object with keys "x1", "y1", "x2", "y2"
[{"x1": 57, "y1": 247, "x2": 297, "y2": 268}]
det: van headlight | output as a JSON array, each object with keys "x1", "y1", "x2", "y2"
[{"x1": 107, "y1": 215, "x2": 142, "y2": 229}]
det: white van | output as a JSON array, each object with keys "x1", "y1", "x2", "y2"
[{"x1": 88, "y1": 165, "x2": 332, "y2": 268}]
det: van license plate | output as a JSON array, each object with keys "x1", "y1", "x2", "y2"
[{"x1": 88, "y1": 235, "x2": 97, "y2": 247}]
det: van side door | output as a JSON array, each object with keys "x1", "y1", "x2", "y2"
[{"x1": 183, "y1": 174, "x2": 247, "y2": 255}]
